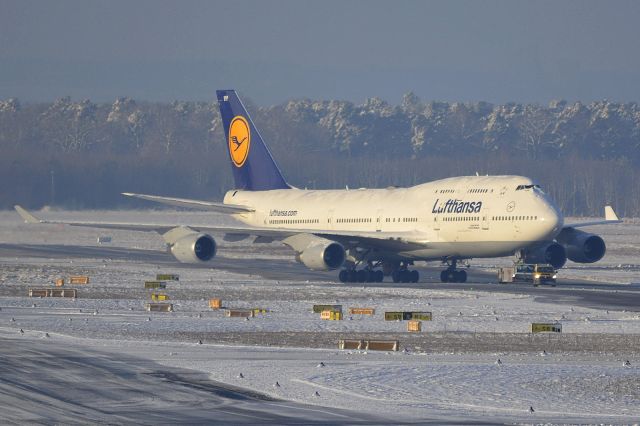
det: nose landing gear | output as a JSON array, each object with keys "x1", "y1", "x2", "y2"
[{"x1": 440, "y1": 259, "x2": 467, "y2": 283}]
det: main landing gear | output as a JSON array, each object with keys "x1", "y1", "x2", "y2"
[
  {"x1": 338, "y1": 261, "x2": 419, "y2": 284},
  {"x1": 391, "y1": 266, "x2": 419, "y2": 283},
  {"x1": 440, "y1": 259, "x2": 467, "y2": 283},
  {"x1": 338, "y1": 268, "x2": 384, "y2": 283}
]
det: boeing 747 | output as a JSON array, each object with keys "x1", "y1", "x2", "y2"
[{"x1": 15, "y1": 90, "x2": 622, "y2": 283}]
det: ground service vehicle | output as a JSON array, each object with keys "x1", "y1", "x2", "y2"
[{"x1": 513, "y1": 263, "x2": 557, "y2": 286}]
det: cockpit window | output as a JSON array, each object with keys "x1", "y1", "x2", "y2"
[{"x1": 516, "y1": 184, "x2": 543, "y2": 192}]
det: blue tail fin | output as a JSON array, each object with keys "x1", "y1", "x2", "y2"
[{"x1": 216, "y1": 90, "x2": 290, "y2": 191}]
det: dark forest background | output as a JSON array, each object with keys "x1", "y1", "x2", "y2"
[{"x1": 1, "y1": 94, "x2": 639, "y2": 216}]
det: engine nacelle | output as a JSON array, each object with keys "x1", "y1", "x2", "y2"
[
  {"x1": 556, "y1": 228, "x2": 606, "y2": 263},
  {"x1": 171, "y1": 233, "x2": 217, "y2": 263},
  {"x1": 522, "y1": 242, "x2": 567, "y2": 269},
  {"x1": 163, "y1": 227, "x2": 217, "y2": 263},
  {"x1": 296, "y1": 241, "x2": 345, "y2": 271}
]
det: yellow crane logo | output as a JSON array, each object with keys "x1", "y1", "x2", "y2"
[{"x1": 228, "y1": 116, "x2": 251, "y2": 167}]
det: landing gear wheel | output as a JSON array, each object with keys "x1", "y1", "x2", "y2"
[
  {"x1": 440, "y1": 269, "x2": 467, "y2": 283},
  {"x1": 340, "y1": 268, "x2": 385, "y2": 284},
  {"x1": 410, "y1": 270, "x2": 419, "y2": 283},
  {"x1": 366, "y1": 270, "x2": 375, "y2": 283}
]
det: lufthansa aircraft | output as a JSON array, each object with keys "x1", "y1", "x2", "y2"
[{"x1": 15, "y1": 90, "x2": 622, "y2": 283}]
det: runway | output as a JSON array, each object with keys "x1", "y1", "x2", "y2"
[{"x1": 2, "y1": 242, "x2": 639, "y2": 312}]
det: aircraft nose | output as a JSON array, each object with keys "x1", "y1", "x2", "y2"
[{"x1": 539, "y1": 201, "x2": 563, "y2": 238}]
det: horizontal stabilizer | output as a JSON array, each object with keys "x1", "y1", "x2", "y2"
[{"x1": 122, "y1": 193, "x2": 254, "y2": 214}]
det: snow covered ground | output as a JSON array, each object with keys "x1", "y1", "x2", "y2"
[{"x1": 1, "y1": 209, "x2": 639, "y2": 424}]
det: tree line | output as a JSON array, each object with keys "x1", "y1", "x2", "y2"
[{"x1": 1, "y1": 94, "x2": 639, "y2": 216}]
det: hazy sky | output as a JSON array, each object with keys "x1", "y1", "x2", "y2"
[{"x1": 1, "y1": 0, "x2": 639, "y2": 105}]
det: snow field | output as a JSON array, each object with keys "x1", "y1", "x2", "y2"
[
  {"x1": 5, "y1": 330, "x2": 635, "y2": 423},
  {"x1": 1, "y1": 210, "x2": 639, "y2": 423},
  {"x1": 3, "y1": 267, "x2": 640, "y2": 336}
]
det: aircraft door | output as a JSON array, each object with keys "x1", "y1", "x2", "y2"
[
  {"x1": 482, "y1": 208, "x2": 490, "y2": 230},
  {"x1": 376, "y1": 209, "x2": 383, "y2": 232}
]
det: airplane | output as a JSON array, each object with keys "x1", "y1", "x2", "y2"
[{"x1": 15, "y1": 89, "x2": 622, "y2": 284}]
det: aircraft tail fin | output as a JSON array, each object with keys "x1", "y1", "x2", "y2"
[{"x1": 216, "y1": 90, "x2": 290, "y2": 191}]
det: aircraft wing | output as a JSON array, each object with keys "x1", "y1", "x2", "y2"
[
  {"x1": 15, "y1": 205, "x2": 180, "y2": 234},
  {"x1": 216, "y1": 227, "x2": 426, "y2": 252},
  {"x1": 562, "y1": 205, "x2": 622, "y2": 229},
  {"x1": 14, "y1": 205, "x2": 427, "y2": 251},
  {"x1": 308, "y1": 230, "x2": 428, "y2": 251},
  {"x1": 121, "y1": 192, "x2": 254, "y2": 214}
]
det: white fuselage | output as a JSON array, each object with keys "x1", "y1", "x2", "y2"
[{"x1": 223, "y1": 175, "x2": 563, "y2": 261}]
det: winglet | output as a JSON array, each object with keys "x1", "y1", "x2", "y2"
[
  {"x1": 605, "y1": 205, "x2": 619, "y2": 221},
  {"x1": 14, "y1": 205, "x2": 41, "y2": 224}
]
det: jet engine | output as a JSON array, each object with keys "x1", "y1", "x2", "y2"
[
  {"x1": 556, "y1": 228, "x2": 606, "y2": 263},
  {"x1": 163, "y1": 227, "x2": 216, "y2": 263},
  {"x1": 522, "y1": 242, "x2": 567, "y2": 269},
  {"x1": 296, "y1": 241, "x2": 346, "y2": 271}
]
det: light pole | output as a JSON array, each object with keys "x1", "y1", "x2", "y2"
[{"x1": 50, "y1": 170, "x2": 55, "y2": 206}]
